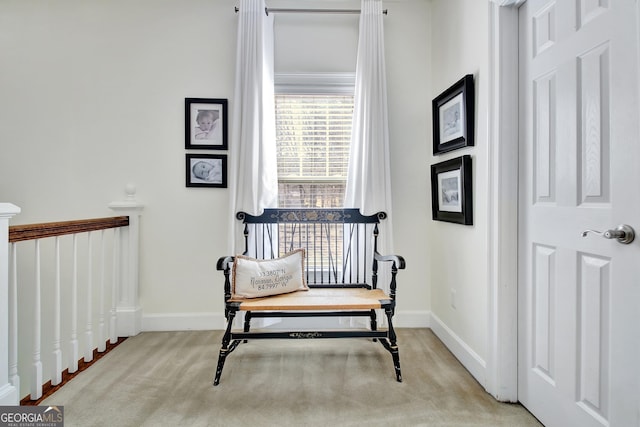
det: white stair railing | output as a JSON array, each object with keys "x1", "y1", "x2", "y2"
[{"x1": 0, "y1": 189, "x2": 143, "y2": 404}]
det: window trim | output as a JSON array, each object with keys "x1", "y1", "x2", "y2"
[{"x1": 274, "y1": 73, "x2": 355, "y2": 95}]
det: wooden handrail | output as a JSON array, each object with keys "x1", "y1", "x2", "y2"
[{"x1": 8, "y1": 216, "x2": 129, "y2": 243}]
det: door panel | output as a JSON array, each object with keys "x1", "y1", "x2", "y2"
[{"x1": 518, "y1": 1, "x2": 640, "y2": 426}]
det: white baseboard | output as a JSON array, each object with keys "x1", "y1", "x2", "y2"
[
  {"x1": 0, "y1": 383, "x2": 19, "y2": 405},
  {"x1": 141, "y1": 309, "x2": 430, "y2": 332},
  {"x1": 117, "y1": 306, "x2": 142, "y2": 336},
  {"x1": 429, "y1": 312, "x2": 487, "y2": 388},
  {"x1": 142, "y1": 312, "x2": 226, "y2": 331},
  {"x1": 395, "y1": 310, "x2": 431, "y2": 328}
]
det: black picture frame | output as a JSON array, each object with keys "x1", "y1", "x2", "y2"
[
  {"x1": 432, "y1": 74, "x2": 474, "y2": 155},
  {"x1": 185, "y1": 98, "x2": 228, "y2": 150},
  {"x1": 431, "y1": 155, "x2": 473, "y2": 225},
  {"x1": 186, "y1": 154, "x2": 227, "y2": 188}
]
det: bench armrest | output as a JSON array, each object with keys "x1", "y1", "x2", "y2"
[
  {"x1": 373, "y1": 253, "x2": 405, "y2": 307},
  {"x1": 374, "y1": 253, "x2": 406, "y2": 270},
  {"x1": 217, "y1": 256, "x2": 234, "y2": 271},
  {"x1": 217, "y1": 256, "x2": 235, "y2": 315}
]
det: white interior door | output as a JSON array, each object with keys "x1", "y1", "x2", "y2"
[{"x1": 518, "y1": 1, "x2": 640, "y2": 426}]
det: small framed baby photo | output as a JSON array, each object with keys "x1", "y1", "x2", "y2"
[
  {"x1": 185, "y1": 98, "x2": 228, "y2": 150},
  {"x1": 186, "y1": 154, "x2": 227, "y2": 188}
]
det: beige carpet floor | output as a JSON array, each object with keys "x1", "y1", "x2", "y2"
[{"x1": 42, "y1": 328, "x2": 542, "y2": 426}]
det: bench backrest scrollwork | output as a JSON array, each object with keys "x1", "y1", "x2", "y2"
[{"x1": 237, "y1": 208, "x2": 386, "y2": 288}]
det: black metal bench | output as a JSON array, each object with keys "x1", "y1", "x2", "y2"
[{"x1": 213, "y1": 208, "x2": 406, "y2": 386}]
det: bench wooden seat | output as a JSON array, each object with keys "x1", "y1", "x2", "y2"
[
  {"x1": 213, "y1": 208, "x2": 405, "y2": 386},
  {"x1": 227, "y1": 288, "x2": 391, "y2": 311}
]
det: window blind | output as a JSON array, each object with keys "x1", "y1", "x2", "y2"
[{"x1": 275, "y1": 94, "x2": 353, "y2": 208}]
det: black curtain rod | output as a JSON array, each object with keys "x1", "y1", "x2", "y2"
[{"x1": 234, "y1": 7, "x2": 388, "y2": 16}]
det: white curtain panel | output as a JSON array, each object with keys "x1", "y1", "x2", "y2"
[
  {"x1": 228, "y1": 0, "x2": 278, "y2": 255},
  {"x1": 345, "y1": 0, "x2": 395, "y2": 293},
  {"x1": 342, "y1": 0, "x2": 394, "y2": 331}
]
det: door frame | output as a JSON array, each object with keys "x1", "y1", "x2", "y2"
[
  {"x1": 487, "y1": 0, "x2": 640, "y2": 406},
  {"x1": 486, "y1": 0, "x2": 523, "y2": 402}
]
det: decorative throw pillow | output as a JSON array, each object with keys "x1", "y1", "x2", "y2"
[{"x1": 232, "y1": 248, "x2": 308, "y2": 299}]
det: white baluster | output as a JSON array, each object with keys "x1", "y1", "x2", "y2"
[
  {"x1": 0, "y1": 203, "x2": 20, "y2": 405},
  {"x1": 84, "y1": 232, "x2": 93, "y2": 362},
  {"x1": 51, "y1": 237, "x2": 62, "y2": 385},
  {"x1": 8, "y1": 243, "x2": 19, "y2": 395},
  {"x1": 69, "y1": 234, "x2": 78, "y2": 373},
  {"x1": 31, "y1": 240, "x2": 43, "y2": 400},
  {"x1": 109, "y1": 228, "x2": 119, "y2": 344},
  {"x1": 97, "y1": 230, "x2": 106, "y2": 352}
]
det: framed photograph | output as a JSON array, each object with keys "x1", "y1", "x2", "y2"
[
  {"x1": 432, "y1": 74, "x2": 474, "y2": 155},
  {"x1": 430, "y1": 155, "x2": 473, "y2": 225},
  {"x1": 185, "y1": 98, "x2": 228, "y2": 150},
  {"x1": 186, "y1": 154, "x2": 227, "y2": 188}
]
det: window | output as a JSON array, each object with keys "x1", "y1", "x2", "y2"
[{"x1": 275, "y1": 74, "x2": 354, "y2": 208}]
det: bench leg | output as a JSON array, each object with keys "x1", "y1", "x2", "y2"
[
  {"x1": 384, "y1": 307, "x2": 402, "y2": 383},
  {"x1": 213, "y1": 310, "x2": 236, "y2": 386},
  {"x1": 243, "y1": 311, "x2": 252, "y2": 343},
  {"x1": 370, "y1": 309, "x2": 378, "y2": 342}
]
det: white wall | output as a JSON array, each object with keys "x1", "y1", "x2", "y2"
[
  {"x1": 428, "y1": 0, "x2": 491, "y2": 377},
  {"x1": 0, "y1": 0, "x2": 431, "y2": 330}
]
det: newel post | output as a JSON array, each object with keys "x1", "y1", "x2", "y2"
[
  {"x1": 109, "y1": 185, "x2": 144, "y2": 337},
  {"x1": 0, "y1": 203, "x2": 20, "y2": 405}
]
